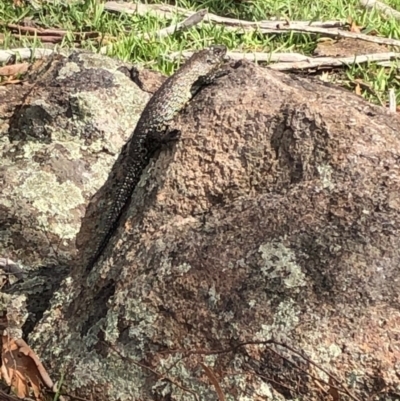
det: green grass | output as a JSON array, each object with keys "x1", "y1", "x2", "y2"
[{"x1": 1, "y1": 0, "x2": 400, "y2": 106}]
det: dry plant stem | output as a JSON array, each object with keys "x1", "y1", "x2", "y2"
[
  {"x1": 174, "y1": 50, "x2": 400, "y2": 71},
  {"x1": 104, "y1": 341, "x2": 200, "y2": 401},
  {"x1": 260, "y1": 345, "x2": 355, "y2": 400},
  {"x1": 6, "y1": 23, "x2": 99, "y2": 39},
  {"x1": 158, "y1": 340, "x2": 361, "y2": 401},
  {"x1": 389, "y1": 88, "x2": 396, "y2": 112},
  {"x1": 100, "y1": 9, "x2": 207, "y2": 54},
  {"x1": 359, "y1": 0, "x2": 400, "y2": 20},
  {"x1": 55, "y1": 394, "x2": 90, "y2": 401},
  {"x1": 0, "y1": 389, "x2": 23, "y2": 401},
  {"x1": 244, "y1": 369, "x2": 298, "y2": 396},
  {"x1": 0, "y1": 48, "x2": 54, "y2": 63},
  {"x1": 0, "y1": 258, "x2": 24, "y2": 280},
  {"x1": 272, "y1": 341, "x2": 361, "y2": 401},
  {"x1": 9, "y1": 34, "x2": 61, "y2": 43},
  {"x1": 218, "y1": 22, "x2": 400, "y2": 48},
  {"x1": 200, "y1": 364, "x2": 226, "y2": 401},
  {"x1": 269, "y1": 52, "x2": 400, "y2": 71},
  {"x1": 103, "y1": 1, "x2": 346, "y2": 29},
  {"x1": 143, "y1": 9, "x2": 207, "y2": 40},
  {"x1": 352, "y1": 79, "x2": 385, "y2": 107},
  {"x1": 251, "y1": 24, "x2": 400, "y2": 48},
  {"x1": 103, "y1": 1, "x2": 400, "y2": 48},
  {"x1": 171, "y1": 51, "x2": 313, "y2": 63},
  {"x1": 9, "y1": 47, "x2": 398, "y2": 74}
]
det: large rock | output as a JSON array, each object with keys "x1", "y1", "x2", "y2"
[
  {"x1": 5, "y1": 55, "x2": 400, "y2": 400},
  {"x1": 0, "y1": 50, "x2": 164, "y2": 334},
  {"x1": 0, "y1": 51, "x2": 154, "y2": 269}
]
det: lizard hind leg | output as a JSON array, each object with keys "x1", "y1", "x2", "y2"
[{"x1": 160, "y1": 128, "x2": 181, "y2": 144}]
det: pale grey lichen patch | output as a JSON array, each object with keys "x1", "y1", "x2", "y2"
[
  {"x1": 155, "y1": 255, "x2": 173, "y2": 276},
  {"x1": 65, "y1": 339, "x2": 164, "y2": 401},
  {"x1": 79, "y1": 52, "x2": 126, "y2": 71},
  {"x1": 226, "y1": 374, "x2": 277, "y2": 401},
  {"x1": 273, "y1": 298, "x2": 300, "y2": 331},
  {"x1": 0, "y1": 197, "x2": 12, "y2": 208},
  {"x1": 222, "y1": 354, "x2": 282, "y2": 401},
  {"x1": 294, "y1": 339, "x2": 343, "y2": 383},
  {"x1": 85, "y1": 157, "x2": 116, "y2": 192},
  {"x1": 15, "y1": 171, "x2": 84, "y2": 239},
  {"x1": 22, "y1": 142, "x2": 48, "y2": 158},
  {"x1": 104, "y1": 311, "x2": 120, "y2": 344},
  {"x1": 175, "y1": 262, "x2": 192, "y2": 274},
  {"x1": 317, "y1": 163, "x2": 335, "y2": 190},
  {"x1": 0, "y1": 122, "x2": 9, "y2": 135},
  {"x1": 237, "y1": 258, "x2": 247, "y2": 269},
  {"x1": 248, "y1": 299, "x2": 256, "y2": 308},
  {"x1": 31, "y1": 98, "x2": 54, "y2": 115},
  {"x1": 254, "y1": 299, "x2": 299, "y2": 340},
  {"x1": 59, "y1": 141, "x2": 84, "y2": 159},
  {"x1": 208, "y1": 283, "x2": 220, "y2": 305},
  {"x1": 68, "y1": 92, "x2": 95, "y2": 123},
  {"x1": 112, "y1": 292, "x2": 158, "y2": 353},
  {"x1": 22, "y1": 140, "x2": 83, "y2": 160},
  {"x1": 57, "y1": 61, "x2": 81, "y2": 79},
  {"x1": 258, "y1": 242, "x2": 306, "y2": 288},
  {"x1": 255, "y1": 323, "x2": 273, "y2": 340},
  {"x1": 28, "y1": 276, "x2": 78, "y2": 353},
  {"x1": 45, "y1": 126, "x2": 82, "y2": 143},
  {"x1": 85, "y1": 321, "x2": 107, "y2": 348},
  {"x1": 149, "y1": 356, "x2": 217, "y2": 401},
  {"x1": 3, "y1": 293, "x2": 27, "y2": 339},
  {"x1": 68, "y1": 72, "x2": 149, "y2": 153}
]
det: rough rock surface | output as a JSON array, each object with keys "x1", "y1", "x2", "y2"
[
  {"x1": 0, "y1": 50, "x2": 164, "y2": 333},
  {"x1": 0, "y1": 51, "x2": 156, "y2": 269},
  {"x1": 3, "y1": 54, "x2": 400, "y2": 400}
]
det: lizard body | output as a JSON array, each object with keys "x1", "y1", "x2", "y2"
[{"x1": 85, "y1": 45, "x2": 227, "y2": 272}]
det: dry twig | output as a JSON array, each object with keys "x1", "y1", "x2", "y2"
[
  {"x1": 103, "y1": 340, "x2": 200, "y2": 401},
  {"x1": 103, "y1": 2, "x2": 346, "y2": 29},
  {"x1": 0, "y1": 259, "x2": 24, "y2": 280},
  {"x1": 359, "y1": 0, "x2": 400, "y2": 20},
  {"x1": 0, "y1": 48, "x2": 54, "y2": 63},
  {"x1": 172, "y1": 50, "x2": 400, "y2": 71},
  {"x1": 389, "y1": 88, "x2": 397, "y2": 112},
  {"x1": 103, "y1": 1, "x2": 400, "y2": 48},
  {"x1": 158, "y1": 340, "x2": 361, "y2": 401},
  {"x1": 100, "y1": 9, "x2": 207, "y2": 54}
]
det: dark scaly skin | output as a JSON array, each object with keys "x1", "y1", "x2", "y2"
[{"x1": 85, "y1": 45, "x2": 227, "y2": 272}]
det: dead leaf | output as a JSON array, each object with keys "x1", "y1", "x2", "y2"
[
  {"x1": 200, "y1": 363, "x2": 226, "y2": 401},
  {"x1": 355, "y1": 83, "x2": 362, "y2": 96},
  {"x1": 1, "y1": 333, "x2": 54, "y2": 400},
  {"x1": 350, "y1": 21, "x2": 361, "y2": 33},
  {"x1": 0, "y1": 63, "x2": 29, "y2": 77},
  {"x1": 319, "y1": 71, "x2": 332, "y2": 82},
  {"x1": 0, "y1": 79, "x2": 23, "y2": 86},
  {"x1": 347, "y1": 17, "x2": 362, "y2": 33},
  {"x1": 328, "y1": 377, "x2": 340, "y2": 401}
]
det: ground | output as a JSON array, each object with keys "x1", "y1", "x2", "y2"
[{"x1": 1, "y1": 0, "x2": 400, "y2": 105}]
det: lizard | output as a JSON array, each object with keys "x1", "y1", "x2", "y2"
[{"x1": 84, "y1": 44, "x2": 228, "y2": 272}]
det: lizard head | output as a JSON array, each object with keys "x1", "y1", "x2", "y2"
[
  {"x1": 205, "y1": 45, "x2": 228, "y2": 65},
  {"x1": 182, "y1": 45, "x2": 228, "y2": 88},
  {"x1": 187, "y1": 44, "x2": 228, "y2": 74}
]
